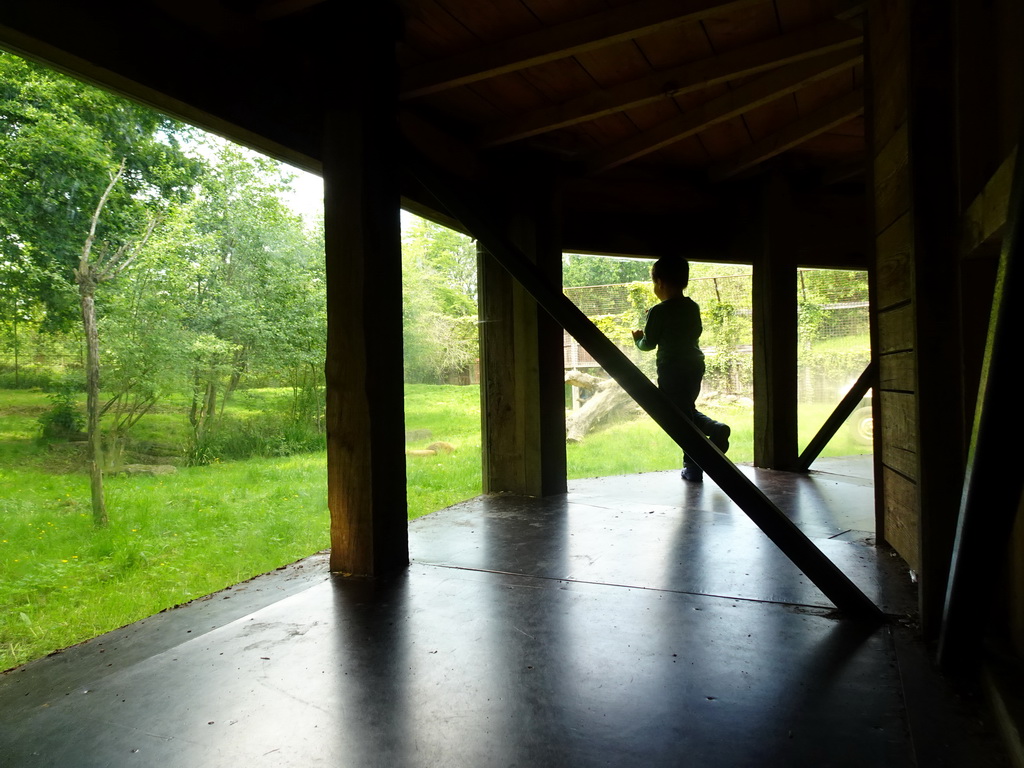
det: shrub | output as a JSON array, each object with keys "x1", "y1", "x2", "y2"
[
  {"x1": 184, "y1": 413, "x2": 326, "y2": 466},
  {"x1": 0, "y1": 369, "x2": 58, "y2": 390},
  {"x1": 37, "y1": 378, "x2": 85, "y2": 439}
]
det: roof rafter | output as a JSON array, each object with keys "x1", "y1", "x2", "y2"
[
  {"x1": 580, "y1": 46, "x2": 864, "y2": 175},
  {"x1": 479, "y1": 18, "x2": 862, "y2": 148},
  {"x1": 250, "y1": 0, "x2": 327, "y2": 21},
  {"x1": 709, "y1": 87, "x2": 864, "y2": 182},
  {"x1": 399, "y1": 0, "x2": 763, "y2": 100}
]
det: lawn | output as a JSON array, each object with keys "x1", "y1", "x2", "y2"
[{"x1": 0, "y1": 383, "x2": 868, "y2": 670}]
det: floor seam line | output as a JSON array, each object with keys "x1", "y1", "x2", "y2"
[{"x1": 412, "y1": 559, "x2": 850, "y2": 613}]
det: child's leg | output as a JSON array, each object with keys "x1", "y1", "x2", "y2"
[
  {"x1": 694, "y1": 410, "x2": 730, "y2": 453},
  {"x1": 661, "y1": 369, "x2": 704, "y2": 476}
]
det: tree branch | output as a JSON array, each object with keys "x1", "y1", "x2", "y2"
[{"x1": 79, "y1": 158, "x2": 126, "y2": 280}]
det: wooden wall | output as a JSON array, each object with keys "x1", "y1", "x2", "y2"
[
  {"x1": 868, "y1": 0, "x2": 1023, "y2": 635},
  {"x1": 955, "y1": 0, "x2": 1024, "y2": 662},
  {"x1": 868, "y1": 0, "x2": 918, "y2": 571}
]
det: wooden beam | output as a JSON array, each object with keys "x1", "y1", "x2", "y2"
[
  {"x1": 399, "y1": 0, "x2": 762, "y2": 100},
  {"x1": 581, "y1": 46, "x2": 864, "y2": 175},
  {"x1": 938, "y1": 128, "x2": 1024, "y2": 670},
  {"x1": 752, "y1": 176, "x2": 799, "y2": 471},
  {"x1": 959, "y1": 146, "x2": 1018, "y2": 259},
  {"x1": 478, "y1": 178, "x2": 567, "y2": 497},
  {"x1": 406, "y1": 144, "x2": 884, "y2": 623},
  {"x1": 479, "y1": 19, "x2": 862, "y2": 148},
  {"x1": 251, "y1": 0, "x2": 327, "y2": 21},
  {"x1": 906, "y1": 0, "x2": 963, "y2": 637},
  {"x1": 710, "y1": 88, "x2": 864, "y2": 181},
  {"x1": 836, "y1": 1, "x2": 867, "y2": 21},
  {"x1": 821, "y1": 160, "x2": 864, "y2": 185},
  {"x1": 323, "y1": 6, "x2": 408, "y2": 578},
  {"x1": 796, "y1": 361, "x2": 876, "y2": 472}
]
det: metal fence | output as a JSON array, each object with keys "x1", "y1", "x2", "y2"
[{"x1": 563, "y1": 267, "x2": 870, "y2": 405}]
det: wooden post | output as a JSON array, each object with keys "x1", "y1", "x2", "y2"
[
  {"x1": 907, "y1": 0, "x2": 963, "y2": 635},
  {"x1": 939, "y1": 135, "x2": 1024, "y2": 669},
  {"x1": 322, "y1": 3, "x2": 408, "y2": 576},
  {"x1": 478, "y1": 177, "x2": 567, "y2": 496},
  {"x1": 752, "y1": 175, "x2": 799, "y2": 470}
]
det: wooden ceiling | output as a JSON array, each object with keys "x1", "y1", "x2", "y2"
[{"x1": 0, "y1": 0, "x2": 866, "y2": 260}]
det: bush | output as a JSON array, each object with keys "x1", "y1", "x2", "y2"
[
  {"x1": 37, "y1": 378, "x2": 85, "y2": 439},
  {"x1": 184, "y1": 413, "x2": 326, "y2": 466},
  {"x1": 0, "y1": 369, "x2": 58, "y2": 390}
]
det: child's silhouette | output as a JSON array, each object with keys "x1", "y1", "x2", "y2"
[{"x1": 633, "y1": 256, "x2": 730, "y2": 482}]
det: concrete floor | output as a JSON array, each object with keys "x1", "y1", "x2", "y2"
[{"x1": 0, "y1": 459, "x2": 1009, "y2": 767}]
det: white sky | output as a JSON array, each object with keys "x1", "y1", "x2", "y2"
[{"x1": 284, "y1": 166, "x2": 418, "y2": 233}]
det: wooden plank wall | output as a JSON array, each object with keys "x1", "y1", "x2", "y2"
[
  {"x1": 868, "y1": 0, "x2": 918, "y2": 571},
  {"x1": 869, "y1": 0, "x2": 1023, "y2": 635},
  {"x1": 953, "y1": 0, "x2": 1024, "y2": 659}
]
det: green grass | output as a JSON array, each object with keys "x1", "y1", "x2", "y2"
[
  {"x1": 565, "y1": 398, "x2": 869, "y2": 478},
  {"x1": 0, "y1": 383, "x2": 870, "y2": 671},
  {"x1": 0, "y1": 450, "x2": 329, "y2": 671},
  {"x1": 403, "y1": 384, "x2": 482, "y2": 519}
]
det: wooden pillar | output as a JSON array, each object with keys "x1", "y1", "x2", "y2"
[
  {"x1": 867, "y1": 0, "x2": 919, "y2": 581},
  {"x1": 322, "y1": 3, "x2": 408, "y2": 576},
  {"x1": 752, "y1": 176, "x2": 799, "y2": 470},
  {"x1": 478, "y1": 178, "x2": 567, "y2": 497},
  {"x1": 906, "y1": 0, "x2": 964, "y2": 635}
]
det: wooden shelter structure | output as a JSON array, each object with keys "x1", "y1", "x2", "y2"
[{"x1": 1, "y1": 0, "x2": 1023, "y2": 759}]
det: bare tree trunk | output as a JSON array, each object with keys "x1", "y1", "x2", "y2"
[
  {"x1": 79, "y1": 279, "x2": 107, "y2": 526},
  {"x1": 72, "y1": 158, "x2": 158, "y2": 525}
]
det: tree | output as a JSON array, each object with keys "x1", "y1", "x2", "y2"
[
  {"x1": 76, "y1": 162, "x2": 160, "y2": 525},
  {"x1": 0, "y1": 52, "x2": 201, "y2": 331},
  {"x1": 400, "y1": 216, "x2": 478, "y2": 383},
  {"x1": 0, "y1": 52, "x2": 202, "y2": 524},
  {"x1": 174, "y1": 141, "x2": 325, "y2": 461},
  {"x1": 562, "y1": 253, "x2": 651, "y2": 288}
]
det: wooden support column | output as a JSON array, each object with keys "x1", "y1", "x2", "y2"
[
  {"x1": 752, "y1": 176, "x2": 799, "y2": 470},
  {"x1": 939, "y1": 137, "x2": 1024, "y2": 669},
  {"x1": 478, "y1": 178, "x2": 567, "y2": 497},
  {"x1": 322, "y1": 4, "x2": 408, "y2": 576},
  {"x1": 907, "y1": 0, "x2": 964, "y2": 635}
]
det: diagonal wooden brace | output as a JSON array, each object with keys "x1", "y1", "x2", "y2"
[{"x1": 406, "y1": 148, "x2": 884, "y2": 624}]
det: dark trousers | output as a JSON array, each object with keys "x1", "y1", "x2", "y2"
[{"x1": 659, "y1": 363, "x2": 716, "y2": 470}]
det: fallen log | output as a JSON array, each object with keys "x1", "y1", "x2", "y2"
[{"x1": 565, "y1": 369, "x2": 639, "y2": 443}]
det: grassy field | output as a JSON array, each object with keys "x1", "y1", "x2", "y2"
[{"x1": 0, "y1": 383, "x2": 868, "y2": 671}]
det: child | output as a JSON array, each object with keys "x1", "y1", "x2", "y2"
[{"x1": 632, "y1": 256, "x2": 730, "y2": 482}]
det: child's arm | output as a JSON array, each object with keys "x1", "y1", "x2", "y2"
[{"x1": 633, "y1": 306, "x2": 661, "y2": 351}]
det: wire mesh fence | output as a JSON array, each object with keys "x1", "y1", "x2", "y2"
[{"x1": 563, "y1": 266, "x2": 871, "y2": 406}]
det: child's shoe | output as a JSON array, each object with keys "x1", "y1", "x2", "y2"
[
  {"x1": 681, "y1": 466, "x2": 703, "y2": 482},
  {"x1": 708, "y1": 422, "x2": 731, "y2": 454}
]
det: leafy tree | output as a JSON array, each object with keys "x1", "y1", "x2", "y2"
[
  {"x1": 401, "y1": 217, "x2": 478, "y2": 383},
  {"x1": 0, "y1": 52, "x2": 200, "y2": 331},
  {"x1": 0, "y1": 52, "x2": 202, "y2": 524},
  {"x1": 562, "y1": 253, "x2": 651, "y2": 288},
  {"x1": 174, "y1": 141, "x2": 324, "y2": 461}
]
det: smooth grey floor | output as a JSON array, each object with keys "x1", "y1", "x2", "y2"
[{"x1": 0, "y1": 460, "x2": 1008, "y2": 767}]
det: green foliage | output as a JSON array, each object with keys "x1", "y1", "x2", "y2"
[
  {"x1": 798, "y1": 301, "x2": 826, "y2": 348},
  {"x1": 0, "y1": 370, "x2": 55, "y2": 389},
  {"x1": 37, "y1": 377, "x2": 84, "y2": 439},
  {"x1": 0, "y1": 50, "x2": 202, "y2": 330},
  {"x1": 0, "y1": 447, "x2": 329, "y2": 671},
  {"x1": 401, "y1": 217, "x2": 478, "y2": 383},
  {"x1": 562, "y1": 253, "x2": 652, "y2": 288},
  {"x1": 702, "y1": 300, "x2": 750, "y2": 395}
]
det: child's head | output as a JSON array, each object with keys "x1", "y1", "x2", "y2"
[{"x1": 651, "y1": 256, "x2": 689, "y2": 293}]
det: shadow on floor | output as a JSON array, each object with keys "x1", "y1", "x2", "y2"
[{"x1": 0, "y1": 460, "x2": 1008, "y2": 767}]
